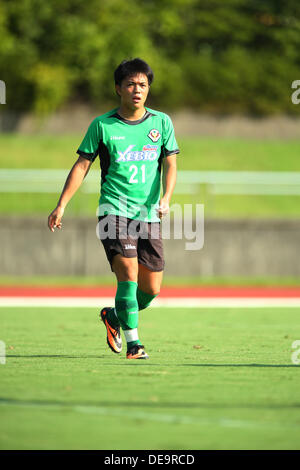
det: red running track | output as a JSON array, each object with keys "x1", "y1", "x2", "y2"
[{"x1": 0, "y1": 286, "x2": 300, "y2": 298}]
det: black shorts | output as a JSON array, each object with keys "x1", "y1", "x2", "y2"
[{"x1": 97, "y1": 215, "x2": 165, "y2": 272}]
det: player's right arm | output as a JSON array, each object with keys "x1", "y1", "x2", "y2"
[{"x1": 47, "y1": 156, "x2": 92, "y2": 232}]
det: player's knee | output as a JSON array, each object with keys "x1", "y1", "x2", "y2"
[
  {"x1": 144, "y1": 287, "x2": 160, "y2": 296},
  {"x1": 112, "y1": 255, "x2": 138, "y2": 282},
  {"x1": 126, "y1": 268, "x2": 139, "y2": 282},
  {"x1": 116, "y1": 267, "x2": 137, "y2": 282}
]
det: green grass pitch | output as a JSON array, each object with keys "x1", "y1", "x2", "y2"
[{"x1": 1, "y1": 306, "x2": 300, "y2": 450}]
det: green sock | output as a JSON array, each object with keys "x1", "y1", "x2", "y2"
[
  {"x1": 137, "y1": 287, "x2": 158, "y2": 311},
  {"x1": 115, "y1": 281, "x2": 141, "y2": 348}
]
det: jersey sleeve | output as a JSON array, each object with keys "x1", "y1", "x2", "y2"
[
  {"x1": 162, "y1": 114, "x2": 180, "y2": 157},
  {"x1": 76, "y1": 118, "x2": 102, "y2": 162}
]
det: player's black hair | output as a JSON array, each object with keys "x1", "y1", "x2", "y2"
[{"x1": 114, "y1": 58, "x2": 154, "y2": 86}]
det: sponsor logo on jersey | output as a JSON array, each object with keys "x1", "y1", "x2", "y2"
[
  {"x1": 148, "y1": 129, "x2": 161, "y2": 142},
  {"x1": 116, "y1": 145, "x2": 159, "y2": 162},
  {"x1": 143, "y1": 144, "x2": 158, "y2": 152},
  {"x1": 110, "y1": 136, "x2": 125, "y2": 140}
]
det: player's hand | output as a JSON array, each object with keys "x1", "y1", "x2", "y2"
[
  {"x1": 48, "y1": 206, "x2": 64, "y2": 232},
  {"x1": 157, "y1": 198, "x2": 170, "y2": 219}
]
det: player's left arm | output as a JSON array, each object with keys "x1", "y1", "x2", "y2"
[{"x1": 158, "y1": 154, "x2": 177, "y2": 218}]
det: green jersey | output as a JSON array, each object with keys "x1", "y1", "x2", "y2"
[{"x1": 77, "y1": 107, "x2": 179, "y2": 222}]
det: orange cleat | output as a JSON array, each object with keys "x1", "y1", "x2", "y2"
[
  {"x1": 100, "y1": 307, "x2": 122, "y2": 354},
  {"x1": 126, "y1": 344, "x2": 149, "y2": 360}
]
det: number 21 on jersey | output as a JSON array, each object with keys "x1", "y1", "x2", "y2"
[{"x1": 129, "y1": 164, "x2": 146, "y2": 184}]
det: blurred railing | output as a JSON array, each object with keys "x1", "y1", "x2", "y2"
[{"x1": 1, "y1": 169, "x2": 300, "y2": 195}]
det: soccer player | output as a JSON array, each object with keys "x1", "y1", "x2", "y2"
[{"x1": 48, "y1": 58, "x2": 179, "y2": 359}]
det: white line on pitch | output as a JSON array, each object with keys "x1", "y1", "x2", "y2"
[
  {"x1": 0, "y1": 400, "x2": 297, "y2": 430},
  {"x1": 0, "y1": 297, "x2": 300, "y2": 308}
]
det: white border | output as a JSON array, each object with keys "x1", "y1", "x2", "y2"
[{"x1": 1, "y1": 297, "x2": 300, "y2": 308}]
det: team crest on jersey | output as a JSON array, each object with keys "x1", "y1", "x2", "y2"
[{"x1": 148, "y1": 129, "x2": 161, "y2": 142}]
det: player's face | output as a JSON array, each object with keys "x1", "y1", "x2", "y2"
[{"x1": 116, "y1": 73, "x2": 149, "y2": 110}]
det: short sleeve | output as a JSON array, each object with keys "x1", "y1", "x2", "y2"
[
  {"x1": 77, "y1": 118, "x2": 102, "y2": 162},
  {"x1": 162, "y1": 114, "x2": 180, "y2": 157}
]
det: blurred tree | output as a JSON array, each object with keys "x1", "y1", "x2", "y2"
[{"x1": 0, "y1": 0, "x2": 299, "y2": 115}]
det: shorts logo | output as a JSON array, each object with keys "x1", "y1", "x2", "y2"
[
  {"x1": 148, "y1": 129, "x2": 161, "y2": 142},
  {"x1": 124, "y1": 244, "x2": 135, "y2": 250}
]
